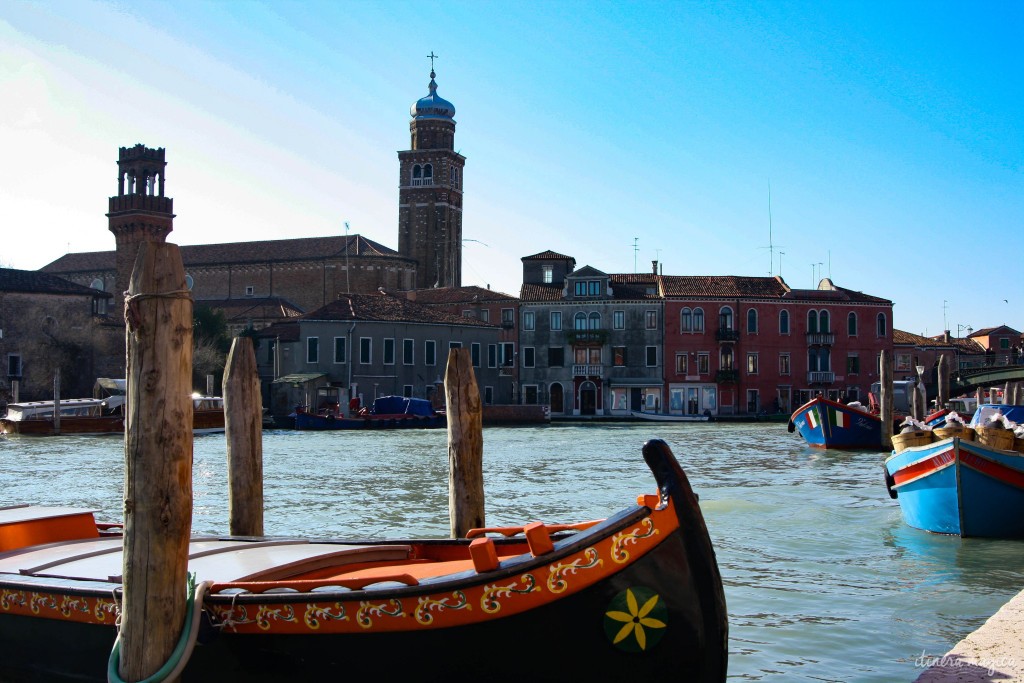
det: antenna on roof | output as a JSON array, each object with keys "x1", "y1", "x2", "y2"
[
  {"x1": 633, "y1": 237, "x2": 639, "y2": 273},
  {"x1": 768, "y1": 179, "x2": 773, "y2": 276}
]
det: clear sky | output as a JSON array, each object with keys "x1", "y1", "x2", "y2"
[{"x1": 2, "y1": 0, "x2": 1021, "y2": 338}]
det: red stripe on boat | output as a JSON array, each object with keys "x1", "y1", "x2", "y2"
[
  {"x1": 961, "y1": 452, "x2": 1024, "y2": 491},
  {"x1": 892, "y1": 450, "x2": 955, "y2": 487}
]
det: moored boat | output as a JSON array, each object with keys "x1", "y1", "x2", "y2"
[
  {"x1": 631, "y1": 410, "x2": 711, "y2": 422},
  {"x1": 294, "y1": 394, "x2": 445, "y2": 430},
  {"x1": 0, "y1": 438, "x2": 728, "y2": 681},
  {"x1": 884, "y1": 429, "x2": 1024, "y2": 538},
  {"x1": 787, "y1": 396, "x2": 894, "y2": 449}
]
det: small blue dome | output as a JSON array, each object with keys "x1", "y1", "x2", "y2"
[{"x1": 410, "y1": 70, "x2": 455, "y2": 120}]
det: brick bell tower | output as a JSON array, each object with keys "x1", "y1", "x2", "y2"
[
  {"x1": 398, "y1": 58, "x2": 465, "y2": 289},
  {"x1": 107, "y1": 144, "x2": 175, "y2": 312}
]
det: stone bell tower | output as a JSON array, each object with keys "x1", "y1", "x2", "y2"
[
  {"x1": 107, "y1": 144, "x2": 175, "y2": 312},
  {"x1": 397, "y1": 60, "x2": 465, "y2": 289}
]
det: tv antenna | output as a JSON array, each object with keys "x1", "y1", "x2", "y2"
[
  {"x1": 633, "y1": 237, "x2": 639, "y2": 273},
  {"x1": 344, "y1": 221, "x2": 351, "y2": 294}
]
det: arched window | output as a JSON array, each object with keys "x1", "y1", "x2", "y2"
[
  {"x1": 423, "y1": 164, "x2": 433, "y2": 183},
  {"x1": 91, "y1": 278, "x2": 106, "y2": 314},
  {"x1": 574, "y1": 312, "x2": 587, "y2": 330},
  {"x1": 719, "y1": 306, "x2": 734, "y2": 331},
  {"x1": 90, "y1": 278, "x2": 104, "y2": 291},
  {"x1": 808, "y1": 348, "x2": 819, "y2": 372},
  {"x1": 877, "y1": 313, "x2": 887, "y2": 337},
  {"x1": 820, "y1": 310, "x2": 830, "y2": 332},
  {"x1": 185, "y1": 274, "x2": 194, "y2": 290},
  {"x1": 412, "y1": 165, "x2": 422, "y2": 185},
  {"x1": 693, "y1": 308, "x2": 705, "y2": 332},
  {"x1": 848, "y1": 312, "x2": 857, "y2": 336},
  {"x1": 680, "y1": 308, "x2": 692, "y2": 332},
  {"x1": 588, "y1": 312, "x2": 601, "y2": 330},
  {"x1": 808, "y1": 310, "x2": 819, "y2": 334},
  {"x1": 779, "y1": 310, "x2": 790, "y2": 335},
  {"x1": 747, "y1": 309, "x2": 758, "y2": 334}
]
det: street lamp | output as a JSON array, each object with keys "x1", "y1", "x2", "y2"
[{"x1": 915, "y1": 364, "x2": 926, "y2": 418}]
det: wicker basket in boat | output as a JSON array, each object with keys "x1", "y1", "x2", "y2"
[
  {"x1": 975, "y1": 426, "x2": 1015, "y2": 451},
  {"x1": 891, "y1": 430, "x2": 934, "y2": 454},
  {"x1": 932, "y1": 425, "x2": 975, "y2": 441}
]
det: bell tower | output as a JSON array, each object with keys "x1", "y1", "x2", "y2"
[
  {"x1": 398, "y1": 58, "x2": 465, "y2": 289},
  {"x1": 107, "y1": 144, "x2": 175, "y2": 312}
]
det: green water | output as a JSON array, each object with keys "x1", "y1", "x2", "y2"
[{"x1": 2, "y1": 422, "x2": 1021, "y2": 681}]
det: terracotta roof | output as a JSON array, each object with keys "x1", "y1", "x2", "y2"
[
  {"x1": 609, "y1": 274, "x2": 661, "y2": 300},
  {"x1": 519, "y1": 283, "x2": 564, "y2": 302},
  {"x1": 405, "y1": 285, "x2": 518, "y2": 305},
  {"x1": 569, "y1": 265, "x2": 607, "y2": 278},
  {"x1": 302, "y1": 291, "x2": 499, "y2": 328},
  {"x1": 255, "y1": 321, "x2": 301, "y2": 342},
  {"x1": 660, "y1": 275, "x2": 789, "y2": 298},
  {"x1": 41, "y1": 234, "x2": 403, "y2": 273},
  {"x1": 970, "y1": 325, "x2": 1021, "y2": 337},
  {"x1": 0, "y1": 267, "x2": 111, "y2": 297},
  {"x1": 521, "y1": 250, "x2": 575, "y2": 262},
  {"x1": 782, "y1": 285, "x2": 890, "y2": 304},
  {"x1": 893, "y1": 329, "x2": 941, "y2": 346}
]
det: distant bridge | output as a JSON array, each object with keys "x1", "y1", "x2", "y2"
[{"x1": 949, "y1": 364, "x2": 1024, "y2": 395}]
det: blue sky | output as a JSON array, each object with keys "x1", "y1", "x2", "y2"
[{"x1": 2, "y1": 0, "x2": 1021, "y2": 338}]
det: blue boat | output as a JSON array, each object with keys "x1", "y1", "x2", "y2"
[
  {"x1": 884, "y1": 429, "x2": 1024, "y2": 538},
  {"x1": 293, "y1": 395, "x2": 445, "y2": 430},
  {"x1": 788, "y1": 396, "x2": 891, "y2": 449}
]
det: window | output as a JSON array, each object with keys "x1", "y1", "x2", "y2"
[
  {"x1": 613, "y1": 347, "x2": 627, "y2": 366},
  {"x1": 574, "y1": 281, "x2": 586, "y2": 296},
  {"x1": 779, "y1": 353, "x2": 791, "y2": 375},
  {"x1": 719, "y1": 307, "x2": 734, "y2": 331},
  {"x1": 646, "y1": 346, "x2": 658, "y2": 367},
  {"x1": 588, "y1": 280, "x2": 601, "y2": 296},
  {"x1": 820, "y1": 310, "x2": 830, "y2": 332},
  {"x1": 877, "y1": 313, "x2": 887, "y2": 337},
  {"x1": 747, "y1": 309, "x2": 758, "y2": 334},
  {"x1": 548, "y1": 347, "x2": 564, "y2": 367},
  {"x1": 359, "y1": 337, "x2": 372, "y2": 364},
  {"x1": 425, "y1": 340, "x2": 436, "y2": 366},
  {"x1": 747, "y1": 353, "x2": 758, "y2": 374},
  {"x1": 721, "y1": 347, "x2": 734, "y2": 370},
  {"x1": 451, "y1": 166, "x2": 459, "y2": 188},
  {"x1": 479, "y1": 309, "x2": 489, "y2": 322},
  {"x1": 574, "y1": 312, "x2": 587, "y2": 330},
  {"x1": 462, "y1": 309, "x2": 474, "y2": 318},
  {"x1": 383, "y1": 338, "x2": 395, "y2": 365},
  {"x1": 848, "y1": 312, "x2": 857, "y2": 336},
  {"x1": 449, "y1": 341, "x2": 462, "y2": 350},
  {"x1": 550, "y1": 311, "x2": 562, "y2": 331},
  {"x1": 523, "y1": 311, "x2": 535, "y2": 331},
  {"x1": 613, "y1": 311, "x2": 625, "y2": 330},
  {"x1": 501, "y1": 343, "x2": 515, "y2": 367},
  {"x1": 675, "y1": 353, "x2": 687, "y2": 374},
  {"x1": 680, "y1": 308, "x2": 692, "y2": 332},
  {"x1": 7, "y1": 353, "x2": 22, "y2": 378},
  {"x1": 484, "y1": 386, "x2": 493, "y2": 404},
  {"x1": 403, "y1": 339, "x2": 414, "y2": 365},
  {"x1": 403, "y1": 385, "x2": 413, "y2": 398},
  {"x1": 501, "y1": 308, "x2": 514, "y2": 326},
  {"x1": 645, "y1": 310, "x2": 657, "y2": 330},
  {"x1": 524, "y1": 386, "x2": 539, "y2": 405},
  {"x1": 747, "y1": 389, "x2": 759, "y2": 414},
  {"x1": 90, "y1": 278, "x2": 107, "y2": 314},
  {"x1": 306, "y1": 337, "x2": 319, "y2": 364},
  {"x1": 424, "y1": 164, "x2": 433, "y2": 182},
  {"x1": 523, "y1": 347, "x2": 535, "y2": 368},
  {"x1": 471, "y1": 343, "x2": 481, "y2": 367},
  {"x1": 693, "y1": 308, "x2": 705, "y2": 332},
  {"x1": 542, "y1": 265, "x2": 553, "y2": 284},
  {"x1": 847, "y1": 354, "x2": 860, "y2": 374},
  {"x1": 245, "y1": 286, "x2": 254, "y2": 296},
  {"x1": 808, "y1": 310, "x2": 819, "y2": 334},
  {"x1": 779, "y1": 310, "x2": 790, "y2": 335},
  {"x1": 488, "y1": 344, "x2": 497, "y2": 368},
  {"x1": 896, "y1": 353, "x2": 911, "y2": 372},
  {"x1": 588, "y1": 312, "x2": 600, "y2": 330},
  {"x1": 1000, "y1": 338, "x2": 1010, "y2": 350},
  {"x1": 697, "y1": 353, "x2": 710, "y2": 374},
  {"x1": 333, "y1": 337, "x2": 347, "y2": 363}
]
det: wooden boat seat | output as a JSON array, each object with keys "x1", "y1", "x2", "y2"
[{"x1": 0, "y1": 506, "x2": 100, "y2": 553}]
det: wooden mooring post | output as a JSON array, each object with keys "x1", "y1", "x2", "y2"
[
  {"x1": 937, "y1": 354, "x2": 949, "y2": 410},
  {"x1": 444, "y1": 348, "x2": 484, "y2": 538},
  {"x1": 880, "y1": 349, "x2": 894, "y2": 450},
  {"x1": 223, "y1": 336, "x2": 264, "y2": 536},
  {"x1": 119, "y1": 242, "x2": 194, "y2": 682},
  {"x1": 52, "y1": 370, "x2": 61, "y2": 435}
]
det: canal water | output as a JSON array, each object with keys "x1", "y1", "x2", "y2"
[{"x1": 2, "y1": 421, "x2": 1022, "y2": 682}]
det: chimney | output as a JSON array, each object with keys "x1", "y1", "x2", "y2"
[
  {"x1": 651, "y1": 260, "x2": 658, "y2": 276},
  {"x1": 943, "y1": 330, "x2": 951, "y2": 343}
]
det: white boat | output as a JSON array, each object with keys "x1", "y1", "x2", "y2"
[{"x1": 631, "y1": 411, "x2": 711, "y2": 422}]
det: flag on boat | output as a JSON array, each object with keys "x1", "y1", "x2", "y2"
[
  {"x1": 828, "y1": 406, "x2": 848, "y2": 428},
  {"x1": 806, "y1": 407, "x2": 819, "y2": 429}
]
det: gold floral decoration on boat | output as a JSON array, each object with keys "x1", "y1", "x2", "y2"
[
  {"x1": 59, "y1": 595, "x2": 91, "y2": 618},
  {"x1": 0, "y1": 589, "x2": 27, "y2": 611},
  {"x1": 356, "y1": 598, "x2": 405, "y2": 629},
  {"x1": 481, "y1": 574, "x2": 538, "y2": 614},
  {"x1": 29, "y1": 592, "x2": 57, "y2": 614},
  {"x1": 303, "y1": 602, "x2": 348, "y2": 629},
  {"x1": 547, "y1": 548, "x2": 601, "y2": 593},
  {"x1": 414, "y1": 591, "x2": 470, "y2": 625},
  {"x1": 611, "y1": 518, "x2": 658, "y2": 564},
  {"x1": 255, "y1": 604, "x2": 297, "y2": 630}
]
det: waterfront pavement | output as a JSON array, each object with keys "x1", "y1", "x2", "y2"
[{"x1": 915, "y1": 588, "x2": 1024, "y2": 682}]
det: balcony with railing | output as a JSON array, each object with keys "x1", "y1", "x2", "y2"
[
  {"x1": 573, "y1": 364, "x2": 604, "y2": 377},
  {"x1": 715, "y1": 368, "x2": 738, "y2": 383},
  {"x1": 565, "y1": 329, "x2": 609, "y2": 345},
  {"x1": 498, "y1": 366, "x2": 515, "y2": 376},
  {"x1": 715, "y1": 328, "x2": 740, "y2": 342},
  {"x1": 805, "y1": 332, "x2": 835, "y2": 345},
  {"x1": 807, "y1": 371, "x2": 835, "y2": 384},
  {"x1": 410, "y1": 178, "x2": 434, "y2": 186}
]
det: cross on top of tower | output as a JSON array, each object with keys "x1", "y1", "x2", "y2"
[{"x1": 427, "y1": 51, "x2": 438, "y2": 75}]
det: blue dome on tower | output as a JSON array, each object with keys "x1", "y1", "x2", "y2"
[{"x1": 410, "y1": 70, "x2": 456, "y2": 121}]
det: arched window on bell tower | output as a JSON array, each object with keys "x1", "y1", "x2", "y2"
[{"x1": 423, "y1": 164, "x2": 433, "y2": 185}]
